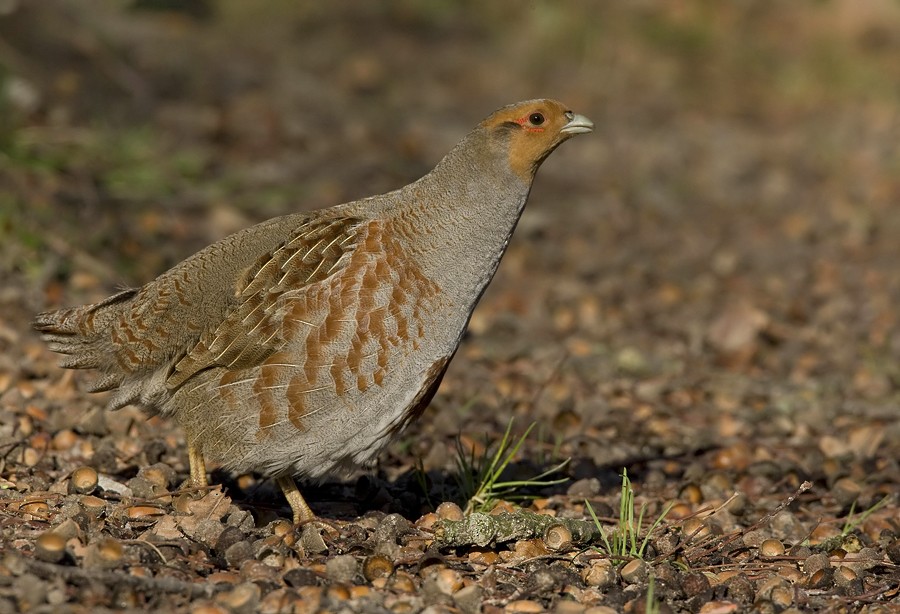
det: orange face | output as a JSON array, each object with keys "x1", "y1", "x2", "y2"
[{"x1": 481, "y1": 99, "x2": 594, "y2": 181}]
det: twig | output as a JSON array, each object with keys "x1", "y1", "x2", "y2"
[{"x1": 675, "y1": 482, "x2": 812, "y2": 565}]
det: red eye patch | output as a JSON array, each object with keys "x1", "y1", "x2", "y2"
[{"x1": 514, "y1": 115, "x2": 545, "y2": 133}]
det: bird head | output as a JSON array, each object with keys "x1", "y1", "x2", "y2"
[{"x1": 481, "y1": 99, "x2": 594, "y2": 181}]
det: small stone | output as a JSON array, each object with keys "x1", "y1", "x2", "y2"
[
  {"x1": 886, "y1": 539, "x2": 900, "y2": 564},
  {"x1": 126, "y1": 476, "x2": 163, "y2": 499},
  {"x1": 421, "y1": 573, "x2": 453, "y2": 607},
  {"x1": 362, "y1": 554, "x2": 393, "y2": 582},
  {"x1": 283, "y1": 568, "x2": 319, "y2": 588},
  {"x1": 567, "y1": 478, "x2": 601, "y2": 497},
  {"x1": 806, "y1": 568, "x2": 833, "y2": 589},
  {"x1": 698, "y1": 600, "x2": 739, "y2": 613},
  {"x1": 435, "y1": 501, "x2": 464, "y2": 521},
  {"x1": 432, "y1": 568, "x2": 463, "y2": 594},
  {"x1": 126, "y1": 505, "x2": 166, "y2": 521},
  {"x1": 831, "y1": 478, "x2": 862, "y2": 508},
  {"x1": 51, "y1": 519, "x2": 81, "y2": 542},
  {"x1": 505, "y1": 600, "x2": 544, "y2": 612},
  {"x1": 388, "y1": 571, "x2": 417, "y2": 593},
  {"x1": 770, "y1": 586, "x2": 793, "y2": 608},
  {"x1": 619, "y1": 559, "x2": 649, "y2": 584},
  {"x1": 679, "y1": 483, "x2": 703, "y2": 505},
  {"x1": 802, "y1": 552, "x2": 831, "y2": 575},
  {"x1": 452, "y1": 584, "x2": 483, "y2": 614},
  {"x1": 34, "y1": 532, "x2": 66, "y2": 563},
  {"x1": 756, "y1": 576, "x2": 788, "y2": 601},
  {"x1": 682, "y1": 571, "x2": 711, "y2": 598},
  {"x1": 214, "y1": 582, "x2": 260, "y2": 614},
  {"x1": 238, "y1": 560, "x2": 278, "y2": 584},
  {"x1": 138, "y1": 463, "x2": 175, "y2": 489},
  {"x1": 179, "y1": 517, "x2": 226, "y2": 548},
  {"x1": 759, "y1": 539, "x2": 785, "y2": 557},
  {"x1": 300, "y1": 524, "x2": 328, "y2": 554},
  {"x1": 225, "y1": 541, "x2": 254, "y2": 568},
  {"x1": 582, "y1": 559, "x2": 616, "y2": 588},
  {"x1": 325, "y1": 554, "x2": 358, "y2": 584},
  {"x1": 770, "y1": 511, "x2": 805, "y2": 543},
  {"x1": 69, "y1": 466, "x2": 98, "y2": 495},
  {"x1": 724, "y1": 574, "x2": 754, "y2": 604},
  {"x1": 84, "y1": 538, "x2": 123, "y2": 569},
  {"x1": 215, "y1": 526, "x2": 246, "y2": 554},
  {"x1": 834, "y1": 565, "x2": 857, "y2": 585},
  {"x1": 682, "y1": 517, "x2": 711, "y2": 542},
  {"x1": 19, "y1": 501, "x2": 49, "y2": 519}
]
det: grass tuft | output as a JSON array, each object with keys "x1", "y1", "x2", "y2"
[
  {"x1": 455, "y1": 419, "x2": 569, "y2": 515},
  {"x1": 587, "y1": 468, "x2": 673, "y2": 560}
]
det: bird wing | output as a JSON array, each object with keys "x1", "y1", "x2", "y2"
[{"x1": 166, "y1": 216, "x2": 365, "y2": 390}]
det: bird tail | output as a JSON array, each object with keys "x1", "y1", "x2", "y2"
[{"x1": 33, "y1": 288, "x2": 138, "y2": 393}]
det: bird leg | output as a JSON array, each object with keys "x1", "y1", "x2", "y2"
[
  {"x1": 188, "y1": 443, "x2": 208, "y2": 488},
  {"x1": 277, "y1": 476, "x2": 316, "y2": 524}
]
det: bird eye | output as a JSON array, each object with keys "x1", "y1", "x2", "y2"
[{"x1": 528, "y1": 112, "x2": 544, "y2": 126}]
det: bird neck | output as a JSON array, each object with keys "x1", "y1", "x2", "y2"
[{"x1": 390, "y1": 130, "x2": 535, "y2": 305}]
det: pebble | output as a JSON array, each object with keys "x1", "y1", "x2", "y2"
[
  {"x1": 215, "y1": 526, "x2": 246, "y2": 554},
  {"x1": 582, "y1": 559, "x2": 616, "y2": 588},
  {"x1": 239, "y1": 560, "x2": 279, "y2": 585},
  {"x1": 452, "y1": 584, "x2": 483, "y2": 614},
  {"x1": 759, "y1": 539, "x2": 785, "y2": 557},
  {"x1": 682, "y1": 518, "x2": 711, "y2": 542},
  {"x1": 215, "y1": 583, "x2": 260, "y2": 614},
  {"x1": 806, "y1": 567, "x2": 832, "y2": 589},
  {"x1": 833, "y1": 565, "x2": 857, "y2": 585},
  {"x1": 137, "y1": 463, "x2": 175, "y2": 489},
  {"x1": 724, "y1": 574, "x2": 754, "y2": 604},
  {"x1": 224, "y1": 541, "x2": 254, "y2": 568},
  {"x1": 282, "y1": 568, "x2": 318, "y2": 588},
  {"x1": 619, "y1": 559, "x2": 648, "y2": 584},
  {"x1": 770, "y1": 586, "x2": 793, "y2": 608},
  {"x1": 802, "y1": 552, "x2": 831, "y2": 575},
  {"x1": 51, "y1": 429, "x2": 77, "y2": 450},
  {"x1": 299, "y1": 524, "x2": 328, "y2": 554},
  {"x1": 19, "y1": 501, "x2": 49, "y2": 519},
  {"x1": 567, "y1": 478, "x2": 601, "y2": 497},
  {"x1": 682, "y1": 571, "x2": 711, "y2": 598},
  {"x1": 388, "y1": 571, "x2": 417, "y2": 593},
  {"x1": 887, "y1": 539, "x2": 900, "y2": 564},
  {"x1": 435, "y1": 501, "x2": 464, "y2": 521},
  {"x1": 505, "y1": 600, "x2": 544, "y2": 613},
  {"x1": 362, "y1": 554, "x2": 394, "y2": 581},
  {"x1": 434, "y1": 568, "x2": 464, "y2": 594},
  {"x1": 679, "y1": 483, "x2": 703, "y2": 505},
  {"x1": 126, "y1": 505, "x2": 165, "y2": 520},
  {"x1": 325, "y1": 554, "x2": 358, "y2": 584},
  {"x1": 778, "y1": 566, "x2": 804, "y2": 584},
  {"x1": 831, "y1": 478, "x2": 862, "y2": 507},
  {"x1": 34, "y1": 532, "x2": 66, "y2": 563},
  {"x1": 668, "y1": 503, "x2": 693, "y2": 520},
  {"x1": 83, "y1": 538, "x2": 123, "y2": 569}
]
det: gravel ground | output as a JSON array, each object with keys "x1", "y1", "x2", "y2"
[{"x1": 1, "y1": 2, "x2": 898, "y2": 612}]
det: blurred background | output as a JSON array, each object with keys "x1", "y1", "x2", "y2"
[{"x1": 1, "y1": 0, "x2": 899, "y2": 473}]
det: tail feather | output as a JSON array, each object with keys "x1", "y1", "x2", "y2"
[{"x1": 33, "y1": 288, "x2": 138, "y2": 374}]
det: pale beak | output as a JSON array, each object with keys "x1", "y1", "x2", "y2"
[{"x1": 560, "y1": 113, "x2": 594, "y2": 135}]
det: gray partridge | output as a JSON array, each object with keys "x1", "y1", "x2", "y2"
[{"x1": 34, "y1": 99, "x2": 593, "y2": 523}]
